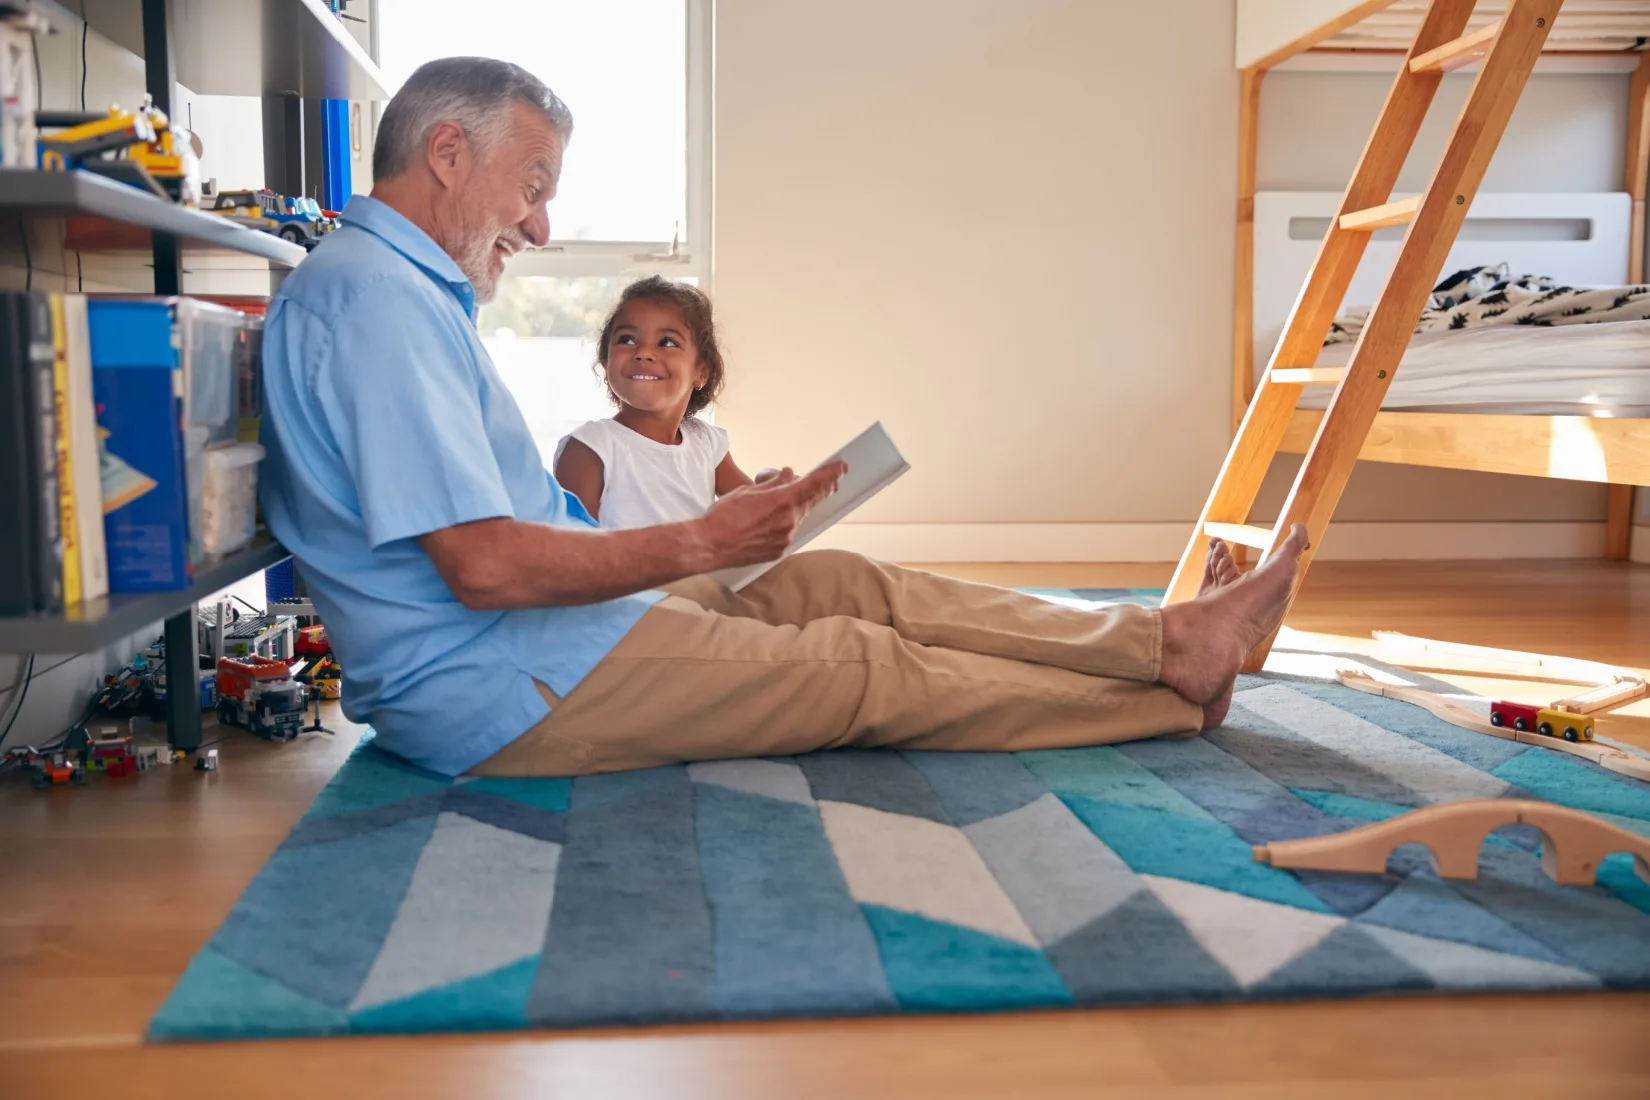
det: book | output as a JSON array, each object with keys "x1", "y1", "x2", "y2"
[
  {"x1": 0, "y1": 294, "x2": 36, "y2": 614},
  {"x1": 63, "y1": 295, "x2": 108, "y2": 603},
  {"x1": 49, "y1": 294, "x2": 81, "y2": 607},
  {"x1": 711, "y1": 421, "x2": 910, "y2": 592},
  {"x1": 89, "y1": 299, "x2": 192, "y2": 592}
]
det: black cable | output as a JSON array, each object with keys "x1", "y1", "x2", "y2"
[
  {"x1": 0, "y1": 655, "x2": 36, "y2": 748},
  {"x1": 80, "y1": 4, "x2": 89, "y2": 110},
  {"x1": 76, "y1": 252, "x2": 83, "y2": 292},
  {"x1": 19, "y1": 220, "x2": 31, "y2": 291},
  {"x1": 29, "y1": 32, "x2": 40, "y2": 118}
]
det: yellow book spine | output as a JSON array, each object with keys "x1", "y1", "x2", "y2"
[{"x1": 49, "y1": 294, "x2": 81, "y2": 608}]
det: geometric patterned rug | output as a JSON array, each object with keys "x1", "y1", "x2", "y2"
[{"x1": 148, "y1": 589, "x2": 1650, "y2": 1040}]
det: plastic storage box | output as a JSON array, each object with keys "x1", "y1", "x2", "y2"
[{"x1": 199, "y1": 442, "x2": 264, "y2": 556}]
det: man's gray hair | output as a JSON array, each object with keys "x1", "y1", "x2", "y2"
[{"x1": 373, "y1": 57, "x2": 573, "y2": 180}]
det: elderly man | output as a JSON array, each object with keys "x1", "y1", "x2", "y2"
[{"x1": 260, "y1": 57, "x2": 1307, "y2": 779}]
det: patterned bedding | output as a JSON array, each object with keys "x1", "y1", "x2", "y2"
[{"x1": 1324, "y1": 264, "x2": 1650, "y2": 347}]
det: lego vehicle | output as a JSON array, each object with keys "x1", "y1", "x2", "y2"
[
  {"x1": 207, "y1": 188, "x2": 280, "y2": 233},
  {"x1": 216, "y1": 656, "x2": 307, "y2": 741},
  {"x1": 1535, "y1": 707, "x2": 1594, "y2": 743},
  {"x1": 294, "y1": 624, "x2": 330, "y2": 658},
  {"x1": 1488, "y1": 701, "x2": 1541, "y2": 732},
  {"x1": 304, "y1": 654, "x2": 342, "y2": 701},
  {"x1": 16, "y1": 750, "x2": 86, "y2": 791},
  {"x1": 268, "y1": 194, "x2": 333, "y2": 248},
  {"x1": 36, "y1": 97, "x2": 200, "y2": 204}
]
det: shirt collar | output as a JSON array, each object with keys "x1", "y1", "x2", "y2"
[{"x1": 339, "y1": 195, "x2": 478, "y2": 319}]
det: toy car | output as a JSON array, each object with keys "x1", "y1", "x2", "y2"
[
  {"x1": 216, "y1": 655, "x2": 307, "y2": 741},
  {"x1": 1488, "y1": 701, "x2": 1541, "y2": 732},
  {"x1": 18, "y1": 750, "x2": 86, "y2": 790},
  {"x1": 1535, "y1": 707, "x2": 1594, "y2": 743}
]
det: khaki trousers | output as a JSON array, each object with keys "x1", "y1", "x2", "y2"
[{"x1": 469, "y1": 549, "x2": 1203, "y2": 778}]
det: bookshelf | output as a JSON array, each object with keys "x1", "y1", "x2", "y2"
[
  {"x1": 0, "y1": 0, "x2": 341, "y2": 752},
  {"x1": 0, "y1": 169, "x2": 309, "y2": 266},
  {"x1": 32, "y1": 0, "x2": 389, "y2": 100},
  {"x1": 0, "y1": 536, "x2": 289, "y2": 654}
]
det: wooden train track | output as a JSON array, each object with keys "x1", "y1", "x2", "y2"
[
  {"x1": 1255, "y1": 798, "x2": 1650, "y2": 886},
  {"x1": 1336, "y1": 671, "x2": 1650, "y2": 784}
]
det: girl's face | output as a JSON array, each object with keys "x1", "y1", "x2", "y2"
[{"x1": 603, "y1": 299, "x2": 707, "y2": 417}]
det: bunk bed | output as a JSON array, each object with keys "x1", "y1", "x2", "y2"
[{"x1": 1232, "y1": 0, "x2": 1650, "y2": 561}]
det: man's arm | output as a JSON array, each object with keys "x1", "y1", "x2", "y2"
[{"x1": 421, "y1": 463, "x2": 845, "y2": 610}]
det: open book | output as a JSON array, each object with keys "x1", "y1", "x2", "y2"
[{"x1": 710, "y1": 421, "x2": 909, "y2": 591}]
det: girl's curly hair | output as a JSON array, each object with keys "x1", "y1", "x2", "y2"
[{"x1": 595, "y1": 276, "x2": 726, "y2": 419}]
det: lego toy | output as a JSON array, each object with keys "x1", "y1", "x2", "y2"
[
  {"x1": 1254, "y1": 799, "x2": 1650, "y2": 888},
  {"x1": 13, "y1": 749, "x2": 86, "y2": 791},
  {"x1": 36, "y1": 96, "x2": 201, "y2": 204},
  {"x1": 206, "y1": 189, "x2": 333, "y2": 249},
  {"x1": 215, "y1": 655, "x2": 306, "y2": 741}
]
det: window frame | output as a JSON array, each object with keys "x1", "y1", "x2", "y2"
[{"x1": 369, "y1": 0, "x2": 712, "y2": 289}]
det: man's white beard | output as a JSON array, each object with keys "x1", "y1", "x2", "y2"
[{"x1": 455, "y1": 231, "x2": 501, "y2": 303}]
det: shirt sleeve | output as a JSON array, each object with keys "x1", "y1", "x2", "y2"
[
  {"x1": 698, "y1": 420, "x2": 732, "y2": 467},
  {"x1": 311, "y1": 277, "x2": 516, "y2": 549}
]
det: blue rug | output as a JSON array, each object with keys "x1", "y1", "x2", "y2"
[{"x1": 149, "y1": 590, "x2": 1650, "y2": 1040}]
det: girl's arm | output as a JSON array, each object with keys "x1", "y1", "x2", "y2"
[
  {"x1": 555, "y1": 438, "x2": 605, "y2": 520},
  {"x1": 714, "y1": 452, "x2": 755, "y2": 498}
]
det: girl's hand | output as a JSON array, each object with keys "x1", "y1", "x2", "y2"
[{"x1": 695, "y1": 462, "x2": 848, "y2": 569}]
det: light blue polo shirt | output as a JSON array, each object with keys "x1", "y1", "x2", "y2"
[{"x1": 259, "y1": 195, "x2": 664, "y2": 775}]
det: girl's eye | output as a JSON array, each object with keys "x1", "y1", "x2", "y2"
[
  {"x1": 660, "y1": 337, "x2": 680, "y2": 348},
  {"x1": 615, "y1": 334, "x2": 635, "y2": 345}
]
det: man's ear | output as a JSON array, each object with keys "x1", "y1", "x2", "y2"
[{"x1": 424, "y1": 120, "x2": 471, "y2": 191}]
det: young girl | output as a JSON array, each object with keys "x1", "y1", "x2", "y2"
[{"x1": 554, "y1": 276, "x2": 755, "y2": 528}]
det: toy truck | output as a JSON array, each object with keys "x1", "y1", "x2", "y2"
[
  {"x1": 36, "y1": 96, "x2": 200, "y2": 203},
  {"x1": 216, "y1": 656, "x2": 307, "y2": 741}
]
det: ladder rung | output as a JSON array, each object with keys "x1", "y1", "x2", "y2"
[
  {"x1": 1204, "y1": 522, "x2": 1275, "y2": 551},
  {"x1": 1339, "y1": 195, "x2": 1421, "y2": 232},
  {"x1": 1410, "y1": 22, "x2": 1501, "y2": 73},
  {"x1": 1270, "y1": 367, "x2": 1347, "y2": 385}
]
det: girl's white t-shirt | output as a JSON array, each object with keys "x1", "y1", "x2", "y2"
[{"x1": 554, "y1": 417, "x2": 730, "y2": 529}]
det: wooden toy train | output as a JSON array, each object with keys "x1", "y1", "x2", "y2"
[{"x1": 1488, "y1": 701, "x2": 1594, "y2": 742}]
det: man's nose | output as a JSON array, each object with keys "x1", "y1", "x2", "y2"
[{"x1": 522, "y1": 206, "x2": 551, "y2": 248}]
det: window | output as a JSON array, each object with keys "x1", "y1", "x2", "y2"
[{"x1": 374, "y1": 0, "x2": 710, "y2": 461}]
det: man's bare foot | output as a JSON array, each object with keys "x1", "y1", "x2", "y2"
[
  {"x1": 1199, "y1": 538, "x2": 1242, "y2": 595},
  {"x1": 1201, "y1": 692, "x2": 1232, "y2": 731},
  {"x1": 1159, "y1": 523, "x2": 1310, "y2": 707}
]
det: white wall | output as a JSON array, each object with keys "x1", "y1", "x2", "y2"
[
  {"x1": 714, "y1": 0, "x2": 1239, "y2": 526},
  {"x1": 714, "y1": 3, "x2": 1638, "y2": 550}
]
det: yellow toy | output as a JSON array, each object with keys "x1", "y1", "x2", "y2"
[
  {"x1": 1535, "y1": 707, "x2": 1594, "y2": 743},
  {"x1": 36, "y1": 96, "x2": 201, "y2": 205}
]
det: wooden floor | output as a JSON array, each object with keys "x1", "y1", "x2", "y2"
[{"x1": 2, "y1": 560, "x2": 1648, "y2": 1100}]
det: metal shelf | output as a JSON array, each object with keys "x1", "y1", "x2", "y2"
[
  {"x1": 0, "y1": 536, "x2": 290, "y2": 654},
  {"x1": 35, "y1": 0, "x2": 390, "y2": 101},
  {"x1": 0, "y1": 169, "x2": 309, "y2": 266}
]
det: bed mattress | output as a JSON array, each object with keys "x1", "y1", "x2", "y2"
[{"x1": 1295, "y1": 318, "x2": 1650, "y2": 417}]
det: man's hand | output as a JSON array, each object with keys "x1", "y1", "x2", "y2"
[{"x1": 693, "y1": 461, "x2": 847, "y2": 570}]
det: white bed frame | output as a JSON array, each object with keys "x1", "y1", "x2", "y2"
[{"x1": 1252, "y1": 191, "x2": 1632, "y2": 373}]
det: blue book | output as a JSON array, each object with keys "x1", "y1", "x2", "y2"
[{"x1": 88, "y1": 300, "x2": 190, "y2": 592}]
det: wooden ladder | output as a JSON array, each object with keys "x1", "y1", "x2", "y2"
[{"x1": 1163, "y1": 0, "x2": 1562, "y2": 672}]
